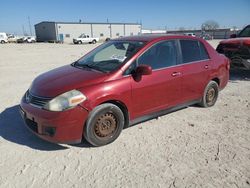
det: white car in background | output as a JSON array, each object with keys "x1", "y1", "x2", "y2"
[
  {"x1": 0, "y1": 32, "x2": 8, "y2": 43},
  {"x1": 26, "y1": 36, "x2": 36, "y2": 43},
  {"x1": 73, "y1": 34, "x2": 99, "y2": 44},
  {"x1": 17, "y1": 36, "x2": 36, "y2": 43},
  {"x1": 184, "y1": 33, "x2": 196, "y2": 37}
]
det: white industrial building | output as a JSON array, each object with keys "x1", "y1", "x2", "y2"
[{"x1": 35, "y1": 21, "x2": 142, "y2": 43}]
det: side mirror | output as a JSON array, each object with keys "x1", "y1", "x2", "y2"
[
  {"x1": 135, "y1": 64, "x2": 152, "y2": 75},
  {"x1": 230, "y1": 34, "x2": 237, "y2": 38}
]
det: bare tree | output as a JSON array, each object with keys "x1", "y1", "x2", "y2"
[{"x1": 201, "y1": 20, "x2": 219, "y2": 31}]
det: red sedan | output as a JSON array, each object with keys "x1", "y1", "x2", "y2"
[{"x1": 20, "y1": 35, "x2": 229, "y2": 146}]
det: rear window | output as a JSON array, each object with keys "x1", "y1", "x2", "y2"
[{"x1": 180, "y1": 40, "x2": 209, "y2": 64}]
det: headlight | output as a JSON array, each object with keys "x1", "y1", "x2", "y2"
[{"x1": 44, "y1": 90, "x2": 86, "y2": 111}]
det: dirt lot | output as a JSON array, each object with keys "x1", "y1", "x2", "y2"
[{"x1": 0, "y1": 41, "x2": 249, "y2": 188}]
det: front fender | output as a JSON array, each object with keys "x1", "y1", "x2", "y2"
[{"x1": 78, "y1": 77, "x2": 132, "y2": 114}]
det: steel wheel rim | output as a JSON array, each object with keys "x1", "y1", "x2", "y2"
[
  {"x1": 94, "y1": 112, "x2": 117, "y2": 139},
  {"x1": 206, "y1": 87, "x2": 216, "y2": 105}
]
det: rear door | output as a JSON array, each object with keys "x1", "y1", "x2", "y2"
[
  {"x1": 130, "y1": 40, "x2": 183, "y2": 118},
  {"x1": 178, "y1": 39, "x2": 211, "y2": 102}
]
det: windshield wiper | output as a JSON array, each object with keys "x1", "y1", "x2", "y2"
[{"x1": 73, "y1": 62, "x2": 106, "y2": 73}]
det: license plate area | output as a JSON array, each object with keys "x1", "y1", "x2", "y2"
[
  {"x1": 19, "y1": 106, "x2": 38, "y2": 133},
  {"x1": 19, "y1": 106, "x2": 26, "y2": 119}
]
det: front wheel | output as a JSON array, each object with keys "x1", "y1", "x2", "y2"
[
  {"x1": 92, "y1": 40, "x2": 96, "y2": 44},
  {"x1": 84, "y1": 103, "x2": 124, "y2": 146},
  {"x1": 199, "y1": 81, "x2": 219, "y2": 107}
]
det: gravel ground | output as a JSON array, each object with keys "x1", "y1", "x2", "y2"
[{"x1": 0, "y1": 40, "x2": 249, "y2": 188}]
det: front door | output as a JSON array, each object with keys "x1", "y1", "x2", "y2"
[{"x1": 130, "y1": 40, "x2": 183, "y2": 119}]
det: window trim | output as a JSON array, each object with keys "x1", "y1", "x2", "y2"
[{"x1": 122, "y1": 39, "x2": 211, "y2": 77}]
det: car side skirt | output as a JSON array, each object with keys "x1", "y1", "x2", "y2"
[{"x1": 129, "y1": 99, "x2": 201, "y2": 127}]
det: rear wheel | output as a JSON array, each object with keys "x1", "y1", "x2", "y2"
[
  {"x1": 1, "y1": 40, "x2": 5, "y2": 44},
  {"x1": 199, "y1": 81, "x2": 219, "y2": 107},
  {"x1": 84, "y1": 103, "x2": 124, "y2": 146}
]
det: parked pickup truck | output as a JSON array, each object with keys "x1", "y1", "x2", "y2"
[
  {"x1": 0, "y1": 32, "x2": 8, "y2": 43},
  {"x1": 216, "y1": 25, "x2": 250, "y2": 69},
  {"x1": 73, "y1": 34, "x2": 99, "y2": 44}
]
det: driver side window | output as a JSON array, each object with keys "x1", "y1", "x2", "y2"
[{"x1": 137, "y1": 40, "x2": 177, "y2": 70}]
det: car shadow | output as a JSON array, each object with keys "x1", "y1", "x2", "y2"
[
  {"x1": 0, "y1": 105, "x2": 68, "y2": 151},
  {"x1": 70, "y1": 140, "x2": 93, "y2": 148},
  {"x1": 229, "y1": 69, "x2": 250, "y2": 81}
]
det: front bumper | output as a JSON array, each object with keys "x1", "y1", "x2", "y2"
[{"x1": 20, "y1": 97, "x2": 89, "y2": 144}]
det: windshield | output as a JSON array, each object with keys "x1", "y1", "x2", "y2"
[
  {"x1": 238, "y1": 26, "x2": 250, "y2": 37},
  {"x1": 74, "y1": 40, "x2": 145, "y2": 73}
]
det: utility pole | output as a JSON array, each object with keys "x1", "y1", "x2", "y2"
[
  {"x1": 22, "y1": 25, "x2": 25, "y2": 36},
  {"x1": 28, "y1": 16, "x2": 33, "y2": 36}
]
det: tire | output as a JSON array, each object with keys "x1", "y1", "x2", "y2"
[
  {"x1": 199, "y1": 81, "x2": 219, "y2": 107},
  {"x1": 1, "y1": 40, "x2": 5, "y2": 44},
  {"x1": 84, "y1": 103, "x2": 125, "y2": 146},
  {"x1": 78, "y1": 41, "x2": 82, "y2": 44},
  {"x1": 92, "y1": 40, "x2": 96, "y2": 44}
]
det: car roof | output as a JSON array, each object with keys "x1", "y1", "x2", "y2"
[{"x1": 112, "y1": 34, "x2": 199, "y2": 43}]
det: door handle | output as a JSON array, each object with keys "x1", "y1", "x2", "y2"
[
  {"x1": 171, "y1": 72, "x2": 181, "y2": 77},
  {"x1": 204, "y1": 65, "x2": 209, "y2": 69}
]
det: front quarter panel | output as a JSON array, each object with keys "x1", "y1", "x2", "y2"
[{"x1": 79, "y1": 76, "x2": 132, "y2": 115}]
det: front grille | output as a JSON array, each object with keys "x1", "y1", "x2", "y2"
[{"x1": 26, "y1": 91, "x2": 51, "y2": 108}]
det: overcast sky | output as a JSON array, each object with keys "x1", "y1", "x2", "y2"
[{"x1": 0, "y1": 0, "x2": 249, "y2": 35}]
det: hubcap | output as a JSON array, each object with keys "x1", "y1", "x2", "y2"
[{"x1": 94, "y1": 112, "x2": 117, "y2": 138}]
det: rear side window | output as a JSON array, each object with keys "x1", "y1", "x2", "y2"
[
  {"x1": 138, "y1": 40, "x2": 177, "y2": 70},
  {"x1": 180, "y1": 40, "x2": 209, "y2": 64},
  {"x1": 199, "y1": 42, "x2": 209, "y2": 60}
]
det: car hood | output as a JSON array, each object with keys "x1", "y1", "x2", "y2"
[
  {"x1": 220, "y1": 37, "x2": 250, "y2": 46},
  {"x1": 30, "y1": 65, "x2": 107, "y2": 97}
]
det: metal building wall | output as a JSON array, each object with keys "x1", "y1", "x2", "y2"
[
  {"x1": 35, "y1": 22, "x2": 57, "y2": 42},
  {"x1": 125, "y1": 24, "x2": 141, "y2": 36},
  {"x1": 91, "y1": 24, "x2": 111, "y2": 40},
  {"x1": 56, "y1": 23, "x2": 92, "y2": 43},
  {"x1": 35, "y1": 22, "x2": 142, "y2": 43},
  {"x1": 111, "y1": 24, "x2": 125, "y2": 38}
]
